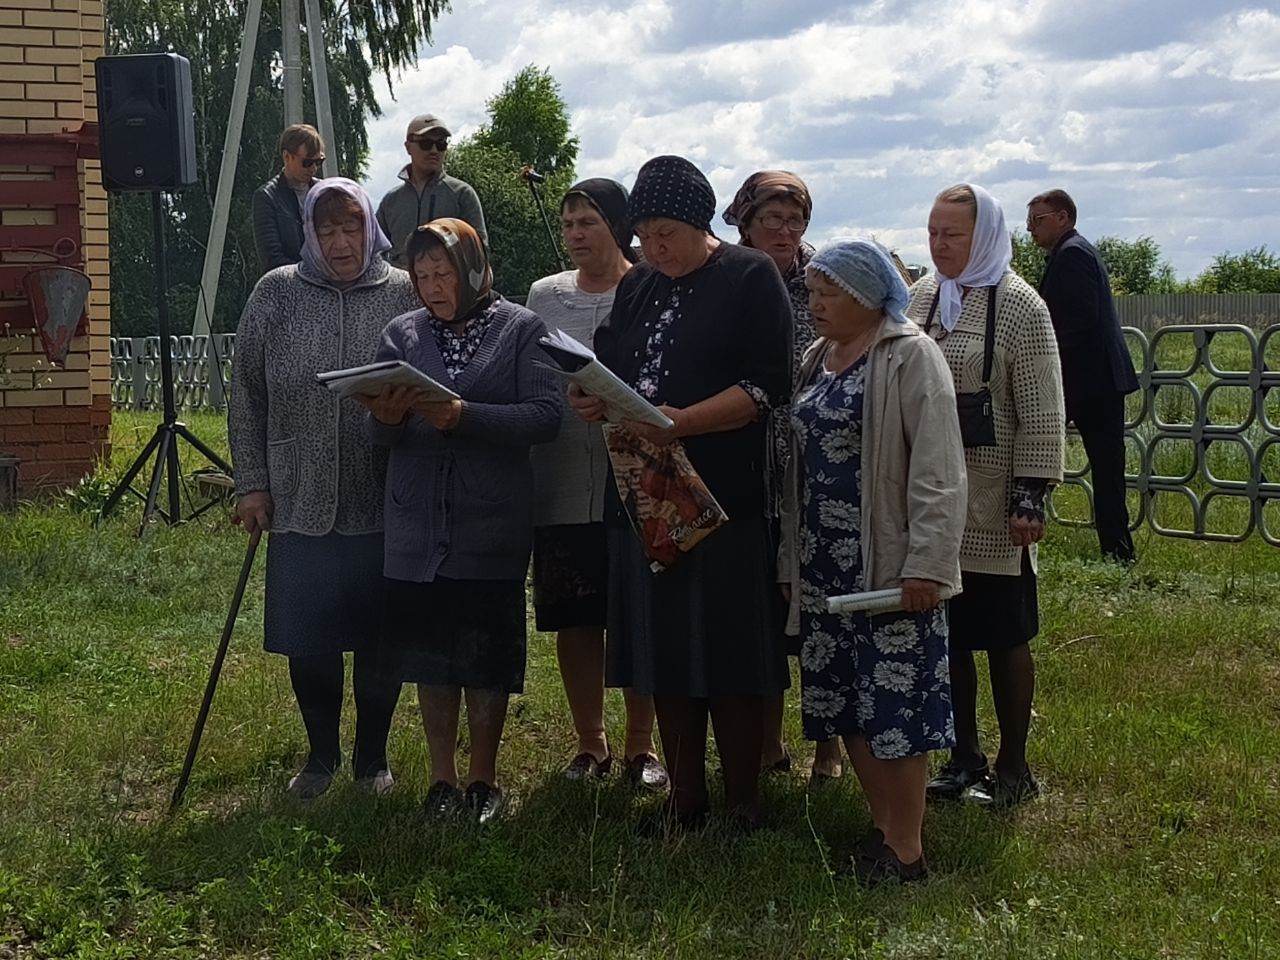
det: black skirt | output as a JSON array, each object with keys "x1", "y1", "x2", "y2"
[
  {"x1": 263, "y1": 531, "x2": 385, "y2": 657},
  {"x1": 948, "y1": 548, "x2": 1039, "y2": 652},
  {"x1": 605, "y1": 516, "x2": 789, "y2": 698},
  {"x1": 382, "y1": 577, "x2": 527, "y2": 693},
  {"x1": 531, "y1": 522, "x2": 608, "y2": 632}
]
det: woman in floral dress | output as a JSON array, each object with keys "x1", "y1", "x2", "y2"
[{"x1": 779, "y1": 239, "x2": 967, "y2": 882}]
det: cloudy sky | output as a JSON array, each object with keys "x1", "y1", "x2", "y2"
[{"x1": 361, "y1": 0, "x2": 1280, "y2": 278}]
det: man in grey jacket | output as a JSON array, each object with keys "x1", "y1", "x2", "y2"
[{"x1": 375, "y1": 113, "x2": 489, "y2": 267}]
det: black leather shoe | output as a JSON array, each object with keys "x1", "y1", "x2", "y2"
[
  {"x1": 464, "y1": 781, "x2": 505, "y2": 825},
  {"x1": 926, "y1": 757, "x2": 989, "y2": 800},
  {"x1": 423, "y1": 780, "x2": 462, "y2": 818},
  {"x1": 966, "y1": 769, "x2": 1041, "y2": 808},
  {"x1": 564, "y1": 752, "x2": 613, "y2": 782},
  {"x1": 625, "y1": 753, "x2": 670, "y2": 793}
]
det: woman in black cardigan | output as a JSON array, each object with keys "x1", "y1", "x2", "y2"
[{"x1": 570, "y1": 155, "x2": 793, "y2": 828}]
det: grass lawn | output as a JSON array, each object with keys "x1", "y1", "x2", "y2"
[{"x1": 1, "y1": 411, "x2": 1278, "y2": 959}]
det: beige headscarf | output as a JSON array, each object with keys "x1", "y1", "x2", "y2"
[{"x1": 410, "y1": 218, "x2": 494, "y2": 319}]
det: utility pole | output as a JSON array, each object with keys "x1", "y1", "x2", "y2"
[
  {"x1": 281, "y1": 0, "x2": 304, "y2": 125},
  {"x1": 303, "y1": 0, "x2": 338, "y2": 174}
]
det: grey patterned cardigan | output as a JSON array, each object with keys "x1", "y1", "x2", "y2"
[{"x1": 229, "y1": 258, "x2": 420, "y2": 535}]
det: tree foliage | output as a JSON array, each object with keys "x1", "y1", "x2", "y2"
[
  {"x1": 449, "y1": 65, "x2": 578, "y2": 300},
  {"x1": 1189, "y1": 247, "x2": 1280, "y2": 294},
  {"x1": 104, "y1": 0, "x2": 450, "y2": 336},
  {"x1": 1094, "y1": 236, "x2": 1179, "y2": 295},
  {"x1": 473, "y1": 65, "x2": 579, "y2": 178}
]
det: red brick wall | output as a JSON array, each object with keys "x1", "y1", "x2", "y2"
[{"x1": 0, "y1": 0, "x2": 111, "y2": 497}]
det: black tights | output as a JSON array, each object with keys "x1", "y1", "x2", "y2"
[
  {"x1": 949, "y1": 642, "x2": 1035, "y2": 779},
  {"x1": 654, "y1": 694, "x2": 764, "y2": 822},
  {"x1": 288, "y1": 648, "x2": 402, "y2": 777}
]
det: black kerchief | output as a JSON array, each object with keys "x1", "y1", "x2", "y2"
[
  {"x1": 628, "y1": 155, "x2": 716, "y2": 233},
  {"x1": 564, "y1": 178, "x2": 637, "y2": 263}
]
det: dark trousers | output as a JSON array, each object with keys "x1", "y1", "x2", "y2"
[{"x1": 1069, "y1": 391, "x2": 1135, "y2": 562}]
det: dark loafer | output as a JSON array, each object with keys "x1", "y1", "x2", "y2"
[
  {"x1": 423, "y1": 780, "x2": 462, "y2": 818},
  {"x1": 966, "y1": 769, "x2": 1041, "y2": 809},
  {"x1": 926, "y1": 757, "x2": 990, "y2": 800},
  {"x1": 564, "y1": 752, "x2": 613, "y2": 782},
  {"x1": 625, "y1": 753, "x2": 670, "y2": 793},
  {"x1": 850, "y1": 835, "x2": 929, "y2": 885},
  {"x1": 464, "y1": 780, "x2": 505, "y2": 825},
  {"x1": 762, "y1": 751, "x2": 792, "y2": 775}
]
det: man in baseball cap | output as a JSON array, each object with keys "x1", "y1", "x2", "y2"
[{"x1": 376, "y1": 112, "x2": 488, "y2": 266}]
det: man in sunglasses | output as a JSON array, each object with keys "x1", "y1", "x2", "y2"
[
  {"x1": 252, "y1": 123, "x2": 327, "y2": 277},
  {"x1": 376, "y1": 113, "x2": 489, "y2": 268},
  {"x1": 1027, "y1": 188, "x2": 1139, "y2": 563}
]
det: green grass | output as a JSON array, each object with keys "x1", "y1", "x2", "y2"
[{"x1": 1, "y1": 411, "x2": 1278, "y2": 958}]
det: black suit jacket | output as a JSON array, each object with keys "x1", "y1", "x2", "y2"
[
  {"x1": 1037, "y1": 229, "x2": 1139, "y2": 406},
  {"x1": 251, "y1": 173, "x2": 306, "y2": 277}
]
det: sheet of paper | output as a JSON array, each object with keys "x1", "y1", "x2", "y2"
[{"x1": 825, "y1": 585, "x2": 959, "y2": 615}]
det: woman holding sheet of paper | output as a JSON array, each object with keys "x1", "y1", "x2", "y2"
[
  {"x1": 364, "y1": 218, "x2": 561, "y2": 825},
  {"x1": 777, "y1": 238, "x2": 967, "y2": 882},
  {"x1": 571, "y1": 155, "x2": 792, "y2": 830},
  {"x1": 526, "y1": 179, "x2": 668, "y2": 792},
  {"x1": 229, "y1": 178, "x2": 418, "y2": 800}
]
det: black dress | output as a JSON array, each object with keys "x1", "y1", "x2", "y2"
[{"x1": 595, "y1": 242, "x2": 793, "y2": 697}]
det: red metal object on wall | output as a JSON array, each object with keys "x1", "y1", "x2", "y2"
[{"x1": 0, "y1": 124, "x2": 99, "y2": 343}]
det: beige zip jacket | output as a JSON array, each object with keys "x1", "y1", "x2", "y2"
[{"x1": 779, "y1": 318, "x2": 968, "y2": 634}]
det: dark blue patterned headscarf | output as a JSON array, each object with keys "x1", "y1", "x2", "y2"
[{"x1": 628, "y1": 155, "x2": 716, "y2": 232}]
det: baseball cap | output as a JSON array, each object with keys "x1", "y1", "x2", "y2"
[{"x1": 406, "y1": 114, "x2": 451, "y2": 140}]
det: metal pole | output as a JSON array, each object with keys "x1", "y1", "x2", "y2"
[
  {"x1": 170, "y1": 528, "x2": 262, "y2": 811},
  {"x1": 281, "y1": 0, "x2": 304, "y2": 125},
  {"x1": 302, "y1": 0, "x2": 338, "y2": 174},
  {"x1": 526, "y1": 178, "x2": 567, "y2": 272},
  {"x1": 190, "y1": 0, "x2": 263, "y2": 413}
]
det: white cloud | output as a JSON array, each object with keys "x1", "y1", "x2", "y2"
[{"x1": 353, "y1": 0, "x2": 1280, "y2": 279}]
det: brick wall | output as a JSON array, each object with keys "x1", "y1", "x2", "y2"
[{"x1": 0, "y1": 0, "x2": 111, "y2": 495}]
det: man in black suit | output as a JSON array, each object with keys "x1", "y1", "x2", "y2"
[
  {"x1": 1027, "y1": 189, "x2": 1139, "y2": 562},
  {"x1": 251, "y1": 124, "x2": 326, "y2": 277}
]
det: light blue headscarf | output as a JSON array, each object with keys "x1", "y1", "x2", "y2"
[
  {"x1": 807, "y1": 237, "x2": 911, "y2": 324},
  {"x1": 300, "y1": 177, "x2": 392, "y2": 283}
]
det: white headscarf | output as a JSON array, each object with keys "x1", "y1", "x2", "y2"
[{"x1": 933, "y1": 183, "x2": 1012, "y2": 331}]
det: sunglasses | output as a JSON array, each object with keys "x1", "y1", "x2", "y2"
[
  {"x1": 1025, "y1": 211, "x2": 1058, "y2": 229},
  {"x1": 411, "y1": 137, "x2": 449, "y2": 152},
  {"x1": 299, "y1": 154, "x2": 325, "y2": 169}
]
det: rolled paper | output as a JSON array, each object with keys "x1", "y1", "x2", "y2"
[{"x1": 826, "y1": 585, "x2": 959, "y2": 615}]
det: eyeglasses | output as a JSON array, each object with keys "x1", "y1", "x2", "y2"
[
  {"x1": 411, "y1": 137, "x2": 449, "y2": 152},
  {"x1": 1025, "y1": 211, "x2": 1058, "y2": 230},
  {"x1": 756, "y1": 213, "x2": 808, "y2": 233},
  {"x1": 299, "y1": 154, "x2": 325, "y2": 169}
]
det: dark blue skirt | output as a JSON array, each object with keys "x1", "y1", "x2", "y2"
[
  {"x1": 604, "y1": 516, "x2": 788, "y2": 698},
  {"x1": 263, "y1": 531, "x2": 385, "y2": 656}
]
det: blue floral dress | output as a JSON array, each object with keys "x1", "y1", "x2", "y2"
[{"x1": 793, "y1": 354, "x2": 955, "y2": 759}]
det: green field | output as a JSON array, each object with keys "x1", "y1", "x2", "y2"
[{"x1": 1, "y1": 411, "x2": 1278, "y2": 959}]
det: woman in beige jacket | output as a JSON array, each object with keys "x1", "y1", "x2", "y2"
[{"x1": 779, "y1": 238, "x2": 967, "y2": 883}]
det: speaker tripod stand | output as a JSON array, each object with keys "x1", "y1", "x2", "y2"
[{"x1": 99, "y1": 191, "x2": 232, "y2": 534}]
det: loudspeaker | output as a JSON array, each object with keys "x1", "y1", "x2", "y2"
[{"x1": 95, "y1": 53, "x2": 197, "y2": 192}]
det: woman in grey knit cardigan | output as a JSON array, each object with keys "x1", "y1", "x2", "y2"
[{"x1": 229, "y1": 178, "x2": 419, "y2": 800}]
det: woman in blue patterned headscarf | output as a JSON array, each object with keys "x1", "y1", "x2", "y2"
[{"x1": 778, "y1": 237, "x2": 967, "y2": 883}]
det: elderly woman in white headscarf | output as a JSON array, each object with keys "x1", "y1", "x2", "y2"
[
  {"x1": 906, "y1": 183, "x2": 1064, "y2": 811},
  {"x1": 779, "y1": 238, "x2": 966, "y2": 883}
]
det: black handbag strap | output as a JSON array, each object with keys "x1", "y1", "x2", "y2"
[{"x1": 924, "y1": 285, "x2": 998, "y2": 386}]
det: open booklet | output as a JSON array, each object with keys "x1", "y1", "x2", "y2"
[
  {"x1": 536, "y1": 328, "x2": 674, "y2": 429},
  {"x1": 315, "y1": 360, "x2": 460, "y2": 401}
]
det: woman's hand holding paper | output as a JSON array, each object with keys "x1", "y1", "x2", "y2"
[
  {"x1": 358, "y1": 384, "x2": 427, "y2": 424},
  {"x1": 567, "y1": 383, "x2": 608, "y2": 423}
]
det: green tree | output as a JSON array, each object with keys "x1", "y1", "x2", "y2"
[
  {"x1": 1010, "y1": 230, "x2": 1046, "y2": 288},
  {"x1": 1190, "y1": 247, "x2": 1280, "y2": 293},
  {"x1": 104, "y1": 0, "x2": 451, "y2": 336},
  {"x1": 473, "y1": 65, "x2": 579, "y2": 177},
  {"x1": 449, "y1": 65, "x2": 579, "y2": 299},
  {"x1": 1094, "y1": 236, "x2": 1180, "y2": 295}
]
